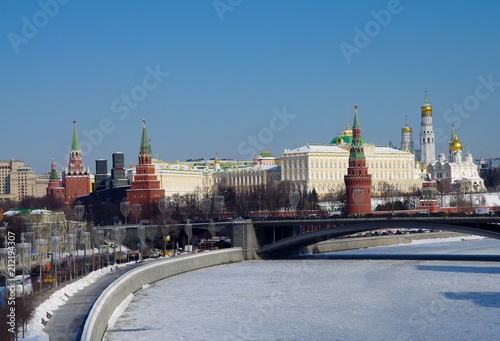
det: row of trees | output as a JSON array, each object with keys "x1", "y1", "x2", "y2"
[{"x1": 480, "y1": 165, "x2": 500, "y2": 190}]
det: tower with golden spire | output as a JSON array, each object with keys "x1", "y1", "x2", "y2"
[
  {"x1": 449, "y1": 125, "x2": 463, "y2": 163},
  {"x1": 419, "y1": 91, "x2": 436, "y2": 166}
]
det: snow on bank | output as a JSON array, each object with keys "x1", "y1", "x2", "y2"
[
  {"x1": 22, "y1": 261, "x2": 135, "y2": 340},
  {"x1": 371, "y1": 191, "x2": 500, "y2": 210},
  {"x1": 410, "y1": 235, "x2": 486, "y2": 245},
  {"x1": 107, "y1": 293, "x2": 135, "y2": 330}
]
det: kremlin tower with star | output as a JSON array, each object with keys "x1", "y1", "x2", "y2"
[
  {"x1": 126, "y1": 119, "x2": 165, "y2": 221},
  {"x1": 47, "y1": 121, "x2": 91, "y2": 205},
  {"x1": 344, "y1": 105, "x2": 372, "y2": 215}
]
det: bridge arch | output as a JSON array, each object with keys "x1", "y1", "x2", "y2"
[{"x1": 255, "y1": 218, "x2": 500, "y2": 258}]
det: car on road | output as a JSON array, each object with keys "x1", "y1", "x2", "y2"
[
  {"x1": 14, "y1": 275, "x2": 32, "y2": 297},
  {"x1": 327, "y1": 211, "x2": 342, "y2": 218},
  {"x1": 149, "y1": 249, "x2": 160, "y2": 258}
]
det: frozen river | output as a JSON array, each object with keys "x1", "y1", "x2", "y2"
[{"x1": 103, "y1": 238, "x2": 500, "y2": 341}]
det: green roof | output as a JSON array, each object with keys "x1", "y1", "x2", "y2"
[
  {"x1": 50, "y1": 158, "x2": 59, "y2": 180},
  {"x1": 72, "y1": 122, "x2": 80, "y2": 151},
  {"x1": 353, "y1": 109, "x2": 360, "y2": 128},
  {"x1": 260, "y1": 151, "x2": 274, "y2": 158},
  {"x1": 140, "y1": 120, "x2": 151, "y2": 156},
  {"x1": 329, "y1": 135, "x2": 367, "y2": 145}
]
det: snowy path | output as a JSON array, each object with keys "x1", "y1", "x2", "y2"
[{"x1": 37, "y1": 262, "x2": 145, "y2": 341}]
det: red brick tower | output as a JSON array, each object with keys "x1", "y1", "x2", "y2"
[
  {"x1": 344, "y1": 105, "x2": 372, "y2": 215},
  {"x1": 63, "y1": 121, "x2": 90, "y2": 205},
  {"x1": 418, "y1": 174, "x2": 440, "y2": 213},
  {"x1": 47, "y1": 158, "x2": 65, "y2": 201},
  {"x1": 126, "y1": 119, "x2": 165, "y2": 221}
]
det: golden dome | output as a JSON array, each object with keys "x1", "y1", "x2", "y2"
[
  {"x1": 341, "y1": 123, "x2": 353, "y2": 136},
  {"x1": 214, "y1": 157, "x2": 220, "y2": 164},
  {"x1": 401, "y1": 115, "x2": 412, "y2": 132},
  {"x1": 421, "y1": 95, "x2": 432, "y2": 116},
  {"x1": 449, "y1": 134, "x2": 462, "y2": 151},
  {"x1": 422, "y1": 164, "x2": 427, "y2": 170}
]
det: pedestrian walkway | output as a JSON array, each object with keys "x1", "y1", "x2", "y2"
[{"x1": 43, "y1": 262, "x2": 145, "y2": 341}]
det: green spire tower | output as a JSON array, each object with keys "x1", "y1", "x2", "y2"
[
  {"x1": 72, "y1": 120, "x2": 80, "y2": 151},
  {"x1": 349, "y1": 106, "x2": 366, "y2": 159},
  {"x1": 50, "y1": 158, "x2": 58, "y2": 180},
  {"x1": 140, "y1": 119, "x2": 151, "y2": 156}
]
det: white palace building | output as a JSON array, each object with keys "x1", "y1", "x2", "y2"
[
  {"x1": 126, "y1": 105, "x2": 428, "y2": 197},
  {"x1": 125, "y1": 96, "x2": 485, "y2": 198}
]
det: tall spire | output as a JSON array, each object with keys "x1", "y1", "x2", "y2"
[
  {"x1": 353, "y1": 104, "x2": 360, "y2": 128},
  {"x1": 72, "y1": 121, "x2": 80, "y2": 152},
  {"x1": 350, "y1": 104, "x2": 364, "y2": 159},
  {"x1": 140, "y1": 118, "x2": 151, "y2": 156},
  {"x1": 49, "y1": 158, "x2": 58, "y2": 180},
  {"x1": 344, "y1": 103, "x2": 371, "y2": 215},
  {"x1": 346, "y1": 104, "x2": 350, "y2": 130}
]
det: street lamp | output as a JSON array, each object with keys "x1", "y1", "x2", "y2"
[
  {"x1": 113, "y1": 226, "x2": 126, "y2": 264},
  {"x1": 158, "y1": 197, "x2": 171, "y2": 257},
  {"x1": 146, "y1": 225, "x2": 157, "y2": 255},
  {"x1": 209, "y1": 220, "x2": 215, "y2": 251},
  {"x1": 132, "y1": 203, "x2": 142, "y2": 224},
  {"x1": 289, "y1": 189, "x2": 300, "y2": 216},
  {"x1": 74, "y1": 201, "x2": 85, "y2": 222},
  {"x1": 136, "y1": 225, "x2": 145, "y2": 262},
  {"x1": 120, "y1": 199, "x2": 130, "y2": 225},
  {"x1": 65, "y1": 234, "x2": 76, "y2": 282},
  {"x1": 214, "y1": 195, "x2": 224, "y2": 221},
  {"x1": 201, "y1": 197, "x2": 211, "y2": 220},
  {"x1": 184, "y1": 222, "x2": 192, "y2": 253},
  {"x1": 258, "y1": 190, "x2": 262, "y2": 213},
  {"x1": 352, "y1": 186, "x2": 364, "y2": 217}
]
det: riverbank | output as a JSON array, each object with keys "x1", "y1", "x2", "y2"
[{"x1": 302, "y1": 232, "x2": 476, "y2": 254}]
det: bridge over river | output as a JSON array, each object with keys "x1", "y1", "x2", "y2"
[{"x1": 159, "y1": 216, "x2": 500, "y2": 259}]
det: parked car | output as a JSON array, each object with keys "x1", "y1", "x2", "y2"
[
  {"x1": 149, "y1": 248, "x2": 160, "y2": 258},
  {"x1": 327, "y1": 211, "x2": 342, "y2": 218},
  {"x1": 14, "y1": 275, "x2": 32, "y2": 297}
]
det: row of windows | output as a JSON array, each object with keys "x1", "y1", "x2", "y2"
[
  {"x1": 310, "y1": 182, "x2": 420, "y2": 194},
  {"x1": 283, "y1": 159, "x2": 413, "y2": 171}
]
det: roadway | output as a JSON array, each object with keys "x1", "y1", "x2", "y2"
[{"x1": 43, "y1": 261, "x2": 146, "y2": 341}]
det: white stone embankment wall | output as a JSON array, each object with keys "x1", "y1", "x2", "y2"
[
  {"x1": 81, "y1": 248, "x2": 244, "y2": 341},
  {"x1": 303, "y1": 232, "x2": 472, "y2": 254}
]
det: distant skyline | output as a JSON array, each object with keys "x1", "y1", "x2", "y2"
[{"x1": 1, "y1": 0, "x2": 500, "y2": 174}]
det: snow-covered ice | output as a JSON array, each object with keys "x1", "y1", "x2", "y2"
[{"x1": 103, "y1": 238, "x2": 500, "y2": 341}]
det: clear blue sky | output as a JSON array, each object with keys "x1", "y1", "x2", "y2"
[{"x1": 1, "y1": 0, "x2": 499, "y2": 174}]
